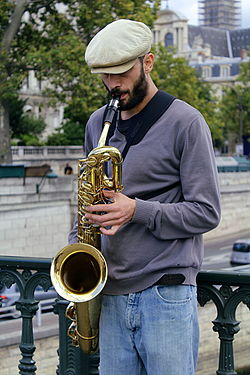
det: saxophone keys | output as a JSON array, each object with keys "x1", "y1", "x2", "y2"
[
  {"x1": 65, "y1": 302, "x2": 76, "y2": 321},
  {"x1": 67, "y1": 321, "x2": 79, "y2": 347}
]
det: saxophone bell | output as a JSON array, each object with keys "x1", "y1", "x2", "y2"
[{"x1": 50, "y1": 96, "x2": 122, "y2": 354}]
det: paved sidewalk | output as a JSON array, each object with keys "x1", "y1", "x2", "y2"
[{"x1": 0, "y1": 312, "x2": 58, "y2": 347}]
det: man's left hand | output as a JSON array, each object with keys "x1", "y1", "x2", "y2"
[{"x1": 85, "y1": 190, "x2": 136, "y2": 235}]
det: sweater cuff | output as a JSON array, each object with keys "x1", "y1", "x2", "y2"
[{"x1": 131, "y1": 198, "x2": 156, "y2": 225}]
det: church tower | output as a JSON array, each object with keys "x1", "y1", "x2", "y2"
[{"x1": 198, "y1": 0, "x2": 241, "y2": 30}]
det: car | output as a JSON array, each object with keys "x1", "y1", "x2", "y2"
[
  {"x1": 230, "y1": 238, "x2": 250, "y2": 266},
  {"x1": 0, "y1": 284, "x2": 58, "y2": 319}
]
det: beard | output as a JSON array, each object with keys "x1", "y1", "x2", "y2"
[{"x1": 104, "y1": 65, "x2": 148, "y2": 111}]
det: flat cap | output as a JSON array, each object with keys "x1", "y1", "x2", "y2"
[{"x1": 85, "y1": 19, "x2": 152, "y2": 74}]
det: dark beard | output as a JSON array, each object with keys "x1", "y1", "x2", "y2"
[{"x1": 104, "y1": 66, "x2": 148, "y2": 111}]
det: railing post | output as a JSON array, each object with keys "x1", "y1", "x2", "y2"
[
  {"x1": 54, "y1": 299, "x2": 99, "y2": 375},
  {"x1": 213, "y1": 320, "x2": 239, "y2": 375},
  {"x1": 16, "y1": 299, "x2": 39, "y2": 375}
]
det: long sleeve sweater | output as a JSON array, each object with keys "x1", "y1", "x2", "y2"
[{"x1": 69, "y1": 95, "x2": 221, "y2": 294}]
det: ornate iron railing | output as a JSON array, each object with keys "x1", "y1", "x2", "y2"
[
  {"x1": 0, "y1": 256, "x2": 250, "y2": 375},
  {"x1": 197, "y1": 269, "x2": 250, "y2": 375}
]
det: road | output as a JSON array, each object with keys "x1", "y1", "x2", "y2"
[{"x1": 203, "y1": 229, "x2": 250, "y2": 270}]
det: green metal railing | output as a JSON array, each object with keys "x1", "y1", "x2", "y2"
[
  {"x1": 197, "y1": 269, "x2": 250, "y2": 375},
  {"x1": 1, "y1": 256, "x2": 250, "y2": 375}
]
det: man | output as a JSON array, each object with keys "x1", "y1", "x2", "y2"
[{"x1": 69, "y1": 19, "x2": 221, "y2": 375}]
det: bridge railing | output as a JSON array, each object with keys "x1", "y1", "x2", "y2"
[
  {"x1": 11, "y1": 146, "x2": 83, "y2": 159},
  {"x1": 1, "y1": 255, "x2": 250, "y2": 375}
]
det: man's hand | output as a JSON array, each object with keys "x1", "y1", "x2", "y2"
[{"x1": 85, "y1": 190, "x2": 136, "y2": 235}]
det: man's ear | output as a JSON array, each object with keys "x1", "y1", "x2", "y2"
[{"x1": 143, "y1": 53, "x2": 154, "y2": 73}]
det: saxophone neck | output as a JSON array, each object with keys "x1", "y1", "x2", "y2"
[
  {"x1": 97, "y1": 122, "x2": 111, "y2": 148},
  {"x1": 98, "y1": 96, "x2": 120, "y2": 148}
]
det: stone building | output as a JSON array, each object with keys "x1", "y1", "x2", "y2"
[{"x1": 153, "y1": 8, "x2": 250, "y2": 96}]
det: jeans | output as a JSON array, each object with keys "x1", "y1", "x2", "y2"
[{"x1": 99, "y1": 285, "x2": 199, "y2": 375}]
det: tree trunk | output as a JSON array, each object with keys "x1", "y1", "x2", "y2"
[
  {"x1": 0, "y1": 101, "x2": 12, "y2": 164},
  {"x1": 2, "y1": 0, "x2": 29, "y2": 50},
  {"x1": 0, "y1": 0, "x2": 29, "y2": 164}
]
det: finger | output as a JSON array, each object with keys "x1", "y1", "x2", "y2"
[
  {"x1": 87, "y1": 214, "x2": 123, "y2": 227},
  {"x1": 86, "y1": 210, "x2": 120, "y2": 222},
  {"x1": 85, "y1": 204, "x2": 114, "y2": 213},
  {"x1": 100, "y1": 225, "x2": 120, "y2": 235},
  {"x1": 102, "y1": 189, "x2": 116, "y2": 197}
]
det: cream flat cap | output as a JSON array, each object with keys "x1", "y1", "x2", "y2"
[{"x1": 85, "y1": 19, "x2": 152, "y2": 74}]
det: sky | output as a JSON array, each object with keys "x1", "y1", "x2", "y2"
[{"x1": 164, "y1": 0, "x2": 250, "y2": 29}]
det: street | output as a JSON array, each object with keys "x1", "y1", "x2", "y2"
[{"x1": 203, "y1": 229, "x2": 250, "y2": 270}]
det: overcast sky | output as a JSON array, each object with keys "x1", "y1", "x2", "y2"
[{"x1": 164, "y1": 0, "x2": 250, "y2": 29}]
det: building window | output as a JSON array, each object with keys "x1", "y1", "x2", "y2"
[
  {"x1": 165, "y1": 32, "x2": 174, "y2": 47},
  {"x1": 220, "y1": 65, "x2": 230, "y2": 77},
  {"x1": 202, "y1": 66, "x2": 212, "y2": 78}
]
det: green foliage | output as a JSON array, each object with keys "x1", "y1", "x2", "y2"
[
  {"x1": 1, "y1": 0, "x2": 225, "y2": 148},
  {"x1": 151, "y1": 45, "x2": 223, "y2": 143},
  {"x1": 19, "y1": 115, "x2": 46, "y2": 137},
  {"x1": 8, "y1": 95, "x2": 46, "y2": 145},
  {"x1": 216, "y1": 52, "x2": 250, "y2": 150},
  {"x1": 0, "y1": 1, "x2": 14, "y2": 36},
  {"x1": 1, "y1": 0, "x2": 160, "y2": 147},
  {"x1": 66, "y1": 0, "x2": 160, "y2": 44},
  {"x1": 24, "y1": 0, "x2": 160, "y2": 145},
  {"x1": 216, "y1": 52, "x2": 250, "y2": 145},
  {"x1": 8, "y1": 96, "x2": 26, "y2": 137},
  {"x1": 238, "y1": 57, "x2": 250, "y2": 84},
  {"x1": 218, "y1": 85, "x2": 250, "y2": 143},
  {"x1": 17, "y1": 133, "x2": 45, "y2": 146},
  {"x1": 47, "y1": 120, "x2": 84, "y2": 145}
]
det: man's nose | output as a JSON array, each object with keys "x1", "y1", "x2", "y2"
[{"x1": 106, "y1": 74, "x2": 121, "y2": 89}]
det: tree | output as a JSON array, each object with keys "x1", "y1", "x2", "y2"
[
  {"x1": 151, "y1": 45, "x2": 223, "y2": 144},
  {"x1": 217, "y1": 57, "x2": 250, "y2": 152},
  {"x1": 0, "y1": 0, "x2": 27, "y2": 163},
  {"x1": 9, "y1": 95, "x2": 46, "y2": 145},
  {"x1": 218, "y1": 87, "x2": 249, "y2": 145},
  {"x1": 37, "y1": 37, "x2": 222, "y2": 146},
  {"x1": 0, "y1": 0, "x2": 160, "y2": 160},
  {"x1": 0, "y1": 0, "x2": 63, "y2": 163}
]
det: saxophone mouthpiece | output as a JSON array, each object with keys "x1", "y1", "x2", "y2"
[{"x1": 104, "y1": 96, "x2": 120, "y2": 126}]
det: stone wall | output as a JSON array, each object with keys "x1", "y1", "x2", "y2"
[
  {"x1": 1, "y1": 172, "x2": 250, "y2": 258},
  {"x1": 0, "y1": 175, "x2": 76, "y2": 258}
]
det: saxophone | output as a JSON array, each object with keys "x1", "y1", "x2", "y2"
[{"x1": 50, "y1": 96, "x2": 122, "y2": 354}]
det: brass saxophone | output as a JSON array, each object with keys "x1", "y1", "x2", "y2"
[{"x1": 50, "y1": 96, "x2": 122, "y2": 354}]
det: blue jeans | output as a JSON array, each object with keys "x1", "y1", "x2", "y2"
[{"x1": 99, "y1": 285, "x2": 199, "y2": 375}]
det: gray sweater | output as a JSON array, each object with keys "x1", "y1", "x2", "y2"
[{"x1": 69, "y1": 96, "x2": 221, "y2": 294}]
